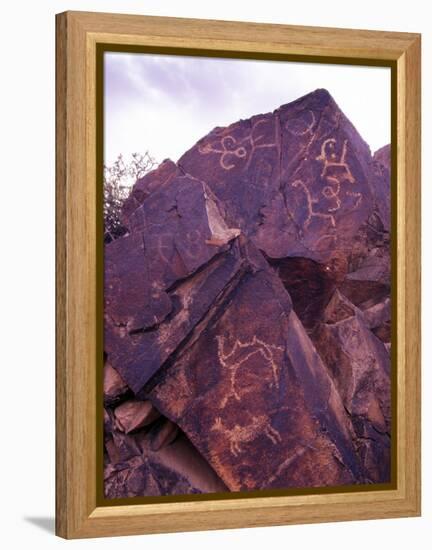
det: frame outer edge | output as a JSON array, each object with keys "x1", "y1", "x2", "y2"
[
  {"x1": 55, "y1": 11, "x2": 422, "y2": 538},
  {"x1": 404, "y1": 35, "x2": 421, "y2": 515},
  {"x1": 55, "y1": 11, "x2": 69, "y2": 539}
]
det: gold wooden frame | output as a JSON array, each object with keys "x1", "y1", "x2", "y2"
[{"x1": 56, "y1": 11, "x2": 421, "y2": 539}]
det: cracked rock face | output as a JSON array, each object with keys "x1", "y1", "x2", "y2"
[
  {"x1": 178, "y1": 89, "x2": 374, "y2": 264},
  {"x1": 103, "y1": 89, "x2": 392, "y2": 498}
]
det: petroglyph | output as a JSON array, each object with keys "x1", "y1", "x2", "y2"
[
  {"x1": 216, "y1": 335, "x2": 284, "y2": 408},
  {"x1": 149, "y1": 234, "x2": 173, "y2": 265},
  {"x1": 198, "y1": 136, "x2": 247, "y2": 170},
  {"x1": 266, "y1": 443, "x2": 318, "y2": 484},
  {"x1": 184, "y1": 229, "x2": 203, "y2": 259},
  {"x1": 211, "y1": 415, "x2": 282, "y2": 457},
  {"x1": 316, "y1": 138, "x2": 355, "y2": 184},
  {"x1": 284, "y1": 109, "x2": 319, "y2": 165},
  {"x1": 322, "y1": 178, "x2": 342, "y2": 213},
  {"x1": 291, "y1": 139, "x2": 363, "y2": 237},
  {"x1": 291, "y1": 179, "x2": 336, "y2": 229},
  {"x1": 285, "y1": 109, "x2": 317, "y2": 136},
  {"x1": 198, "y1": 117, "x2": 279, "y2": 172},
  {"x1": 346, "y1": 190, "x2": 363, "y2": 208},
  {"x1": 314, "y1": 233, "x2": 337, "y2": 249},
  {"x1": 243, "y1": 117, "x2": 280, "y2": 170}
]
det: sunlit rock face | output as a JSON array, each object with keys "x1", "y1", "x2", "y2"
[{"x1": 103, "y1": 89, "x2": 391, "y2": 498}]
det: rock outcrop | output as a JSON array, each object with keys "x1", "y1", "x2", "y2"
[{"x1": 103, "y1": 89, "x2": 392, "y2": 498}]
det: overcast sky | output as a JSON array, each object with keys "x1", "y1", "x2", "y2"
[{"x1": 104, "y1": 52, "x2": 391, "y2": 167}]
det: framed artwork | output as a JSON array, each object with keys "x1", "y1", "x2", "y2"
[{"x1": 55, "y1": 11, "x2": 421, "y2": 539}]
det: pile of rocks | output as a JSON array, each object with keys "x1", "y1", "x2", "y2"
[{"x1": 103, "y1": 89, "x2": 391, "y2": 498}]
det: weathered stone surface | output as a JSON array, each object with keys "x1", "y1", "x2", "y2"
[
  {"x1": 269, "y1": 253, "x2": 347, "y2": 331},
  {"x1": 147, "y1": 244, "x2": 362, "y2": 491},
  {"x1": 374, "y1": 144, "x2": 391, "y2": 172},
  {"x1": 104, "y1": 432, "x2": 228, "y2": 498},
  {"x1": 105, "y1": 175, "x2": 241, "y2": 393},
  {"x1": 104, "y1": 385, "x2": 228, "y2": 498},
  {"x1": 178, "y1": 89, "x2": 375, "y2": 264},
  {"x1": 114, "y1": 399, "x2": 161, "y2": 434},
  {"x1": 104, "y1": 363, "x2": 130, "y2": 406},
  {"x1": 121, "y1": 159, "x2": 181, "y2": 225},
  {"x1": 363, "y1": 297, "x2": 391, "y2": 344},
  {"x1": 311, "y1": 290, "x2": 391, "y2": 482},
  {"x1": 372, "y1": 145, "x2": 391, "y2": 231},
  {"x1": 150, "y1": 418, "x2": 179, "y2": 452}
]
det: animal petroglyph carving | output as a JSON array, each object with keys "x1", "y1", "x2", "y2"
[
  {"x1": 198, "y1": 117, "x2": 279, "y2": 172},
  {"x1": 211, "y1": 415, "x2": 282, "y2": 457},
  {"x1": 216, "y1": 335, "x2": 284, "y2": 408}
]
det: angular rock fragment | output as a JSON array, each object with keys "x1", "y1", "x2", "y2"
[
  {"x1": 311, "y1": 290, "x2": 391, "y2": 482},
  {"x1": 121, "y1": 159, "x2": 181, "y2": 225},
  {"x1": 104, "y1": 430, "x2": 227, "y2": 498},
  {"x1": 363, "y1": 297, "x2": 391, "y2": 344},
  {"x1": 103, "y1": 363, "x2": 130, "y2": 406},
  {"x1": 149, "y1": 418, "x2": 179, "y2": 452},
  {"x1": 178, "y1": 89, "x2": 374, "y2": 264},
  {"x1": 105, "y1": 175, "x2": 241, "y2": 392},
  {"x1": 372, "y1": 144, "x2": 391, "y2": 231},
  {"x1": 269, "y1": 254, "x2": 346, "y2": 331},
  {"x1": 147, "y1": 243, "x2": 363, "y2": 491},
  {"x1": 114, "y1": 399, "x2": 161, "y2": 434}
]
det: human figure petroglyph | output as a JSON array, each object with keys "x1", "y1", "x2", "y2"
[
  {"x1": 291, "y1": 179, "x2": 336, "y2": 230},
  {"x1": 198, "y1": 117, "x2": 279, "y2": 172},
  {"x1": 211, "y1": 415, "x2": 282, "y2": 457},
  {"x1": 291, "y1": 138, "x2": 362, "y2": 237},
  {"x1": 216, "y1": 335, "x2": 284, "y2": 408},
  {"x1": 316, "y1": 138, "x2": 365, "y2": 212},
  {"x1": 148, "y1": 234, "x2": 173, "y2": 265},
  {"x1": 316, "y1": 138, "x2": 355, "y2": 184}
]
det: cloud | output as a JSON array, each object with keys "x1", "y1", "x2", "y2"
[{"x1": 104, "y1": 52, "x2": 390, "y2": 165}]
